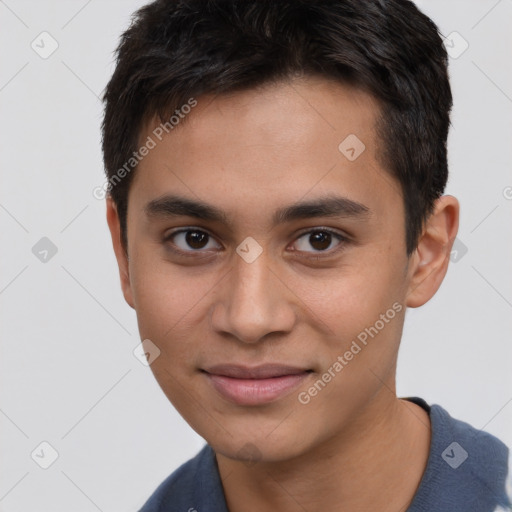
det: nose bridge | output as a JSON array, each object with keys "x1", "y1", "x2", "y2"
[
  {"x1": 233, "y1": 253, "x2": 271, "y2": 311},
  {"x1": 213, "y1": 249, "x2": 295, "y2": 343}
]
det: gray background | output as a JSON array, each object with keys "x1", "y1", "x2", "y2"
[{"x1": 1, "y1": 0, "x2": 511, "y2": 510}]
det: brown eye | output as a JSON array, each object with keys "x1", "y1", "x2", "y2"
[
  {"x1": 293, "y1": 229, "x2": 346, "y2": 253},
  {"x1": 165, "y1": 229, "x2": 221, "y2": 252},
  {"x1": 308, "y1": 232, "x2": 332, "y2": 251},
  {"x1": 185, "y1": 230, "x2": 209, "y2": 249}
]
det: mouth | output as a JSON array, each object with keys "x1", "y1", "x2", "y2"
[{"x1": 201, "y1": 364, "x2": 313, "y2": 406}]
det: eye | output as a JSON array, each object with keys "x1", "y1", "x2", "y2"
[
  {"x1": 163, "y1": 227, "x2": 348, "y2": 258},
  {"x1": 164, "y1": 228, "x2": 221, "y2": 253},
  {"x1": 291, "y1": 228, "x2": 347, "y2": 254}
]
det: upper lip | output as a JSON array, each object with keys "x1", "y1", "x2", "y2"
[{"x1": 202, "y1": 364, "x2": 311, "y2": 379}]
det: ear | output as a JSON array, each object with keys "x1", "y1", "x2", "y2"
[
  {"x1": 106, "y1": 196, "x2": 135, "y2": 309},
  {"x1": 405, "y1": 195, "x2": 459, "y2": 308}
]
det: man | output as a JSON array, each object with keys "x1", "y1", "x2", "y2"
[{"x1": 101, "y1": 0, "x2": 511, "y2": 510}]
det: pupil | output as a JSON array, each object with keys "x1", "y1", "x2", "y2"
[
  {"x1": 310, "y1": 232, "x2": 331, "y2": 250},
  {"x1": 186, "y1": 231, "x2": 207, "y2": 249}
]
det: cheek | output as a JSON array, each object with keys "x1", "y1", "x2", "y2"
[
  {"x1": 292, "y1": 255, "x2": 406, "y2": 380},
  {"x1": 295, "y1": 261, "x2": 403, "y2": 333},
  {"x1": 129, "y1": 256, "x2": 213, "y2": 353}
]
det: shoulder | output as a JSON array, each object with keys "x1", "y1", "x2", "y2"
[
  {"x1": 409, "y1": 400, "x2": 512, "y2": 511},
  {"x1": 138, "y1": 444, "x2": 228, "y2": 512}
]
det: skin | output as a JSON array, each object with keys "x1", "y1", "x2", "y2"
[{"x1": 107, "y1": 75, "x2": 459, "y2": 511}]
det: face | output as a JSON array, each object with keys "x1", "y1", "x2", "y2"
[{"x1": 109, "y1": 76, "x2": 422, "y2": 462}]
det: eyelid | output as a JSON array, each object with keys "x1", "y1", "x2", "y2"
[
  {"x1": 163, "y1": 227, "x2": 222, "y2": 256},
  {"x1": 289, "y1": 227, "x2": 350, "y2": 255},
  {"x1": 293, "y1": 226, "x2": 349, "y2": 240},
  {"x1": 163, "y1": 227, "x2": 216, "y2": 241}
]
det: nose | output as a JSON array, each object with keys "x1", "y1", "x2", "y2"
[{"x1": 210, "y1": 249, "x2": 297, "y2": 344}]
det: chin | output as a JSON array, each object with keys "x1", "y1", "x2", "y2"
[{"x1": 201, "y1": 420, "x2": 316, "y2": 465}]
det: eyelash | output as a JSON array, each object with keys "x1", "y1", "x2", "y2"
[{"x1": 162, "y1": 227, "x2": 350, "y2": 260}]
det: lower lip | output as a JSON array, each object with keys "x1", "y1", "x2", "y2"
[{"x1": 205, "y1": 372, "x2": 311, "y2": 406}]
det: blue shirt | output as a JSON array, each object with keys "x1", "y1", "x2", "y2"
[{"x1": 139, "y1": 397, "x2": 512, "y2": 511}]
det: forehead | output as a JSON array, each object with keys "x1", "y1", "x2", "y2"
[
  {"x1": 130, "y1": 76, "x2": 401, "y2": 230},
  {"x1": 140, "y1": 75, "x2": 380, "y2": 152}
]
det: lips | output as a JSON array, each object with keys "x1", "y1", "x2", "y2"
[
  {"x1": 202, "y1": 364, "x2": 312, "y2": 405},
  {"x1": 203, "y1": 364, "x2": 310, "y2": 379}
]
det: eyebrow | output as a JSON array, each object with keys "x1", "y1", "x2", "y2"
[{"x1": 144, "y1": 193, "x2": 371, "y2": 227}]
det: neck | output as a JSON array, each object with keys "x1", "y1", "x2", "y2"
[{"x1": 216, "y1": 392, "x2": 431, "y2": 512}]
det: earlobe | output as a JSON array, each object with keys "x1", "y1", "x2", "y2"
[
  {"x1": 405, "y1": 195, "x2": 460, "y2": 308},
  {"x1": 105, "y1": 196, "x2": 135, "y2": 309}
]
